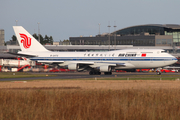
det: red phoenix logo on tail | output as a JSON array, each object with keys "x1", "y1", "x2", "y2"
[{"x1": 19, "y1": 33, "x2": 31, "y2": 49}]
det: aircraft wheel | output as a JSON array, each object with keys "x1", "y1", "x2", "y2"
[
  {"x1": 104, "y1": 72, "x2": 112, "y2": 75},
  {"x1": 98, "y1": 72, "x2": 101, "y2": 75},
  {"x1": 157, "y1": 72, "x2": 161, "y2": 75},
  {"x1": 89, "y1": 71, "x2": 94, "y2": 75},
  {"x1": 89, "y1": 71, "x2": 101, "y2": 75}
]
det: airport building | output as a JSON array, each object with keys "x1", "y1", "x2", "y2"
[
  {"x1": 0, "y1": 29, "x2": 4, "y2": 46},
  {"x1": 70, "y1": 24, "x2": 180, "y2": 46}
]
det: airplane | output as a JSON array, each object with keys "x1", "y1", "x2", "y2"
[
  {"x1": 0, "y1": 57, "x2": 35, "y2": 67},
  {"x1": 13, "y1": 26, "x2": 177, "y2": 75}
]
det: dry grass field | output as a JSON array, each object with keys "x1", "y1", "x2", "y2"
[{"x1": 1, "y1": 80, "x2": 180, "y2": 120}]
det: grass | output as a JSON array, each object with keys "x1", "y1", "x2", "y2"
[
  {"x1": 0, "y1": 88, "x2": 180, "y2": 120},
  {"x1": 77, "y1": 74, "x2": 180, "y2": 81}
]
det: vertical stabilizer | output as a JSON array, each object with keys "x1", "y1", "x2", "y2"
[{"x1": 13, "y1": 26, "x2": 48, "y2": 52}]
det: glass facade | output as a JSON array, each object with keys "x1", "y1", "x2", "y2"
[
  {"x1": 114, "y1": 26, "x2": 165, "y2": 36},
  {"x1": 111, "y1": 24, "x2": 180, "y2": 46},
  {"x1": 165, "y1": 31, "x2": 180, "y2": 45},
  {"x1": 156, "y1": 39, "x2": 172, "y2": 46}
]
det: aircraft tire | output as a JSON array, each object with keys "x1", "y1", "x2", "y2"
[
  {"x1": 89, "y1": 71, "x2": 94, "y2": 75},
  {"x1": 98, "y1": 72, "x2": 101, "y2": 75},
  {"x1": 157, "y1": 72, "x2": 161, "y2": 75},
  {"x1": 89, "y1": 71, "x2": 101, "y2": 75},
  {"x1": 104, "y1": 72, "x2": 112, "y2": 75}
]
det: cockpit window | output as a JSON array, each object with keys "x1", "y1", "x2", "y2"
[{"x1": 161, "y1": 51, "x2": 167, "y2": 53}]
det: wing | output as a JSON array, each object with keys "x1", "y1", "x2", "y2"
[{"x1": 58, "y1": 61, "x2": 135, "y2": 72}]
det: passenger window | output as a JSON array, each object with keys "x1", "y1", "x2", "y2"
[{"x1": 118, "y1": 54, "x2": 125, "y2": 57}]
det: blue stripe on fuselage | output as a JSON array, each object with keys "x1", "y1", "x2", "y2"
[{"x1": 30, "y1": 57, "x2": 177, "y2": 62}]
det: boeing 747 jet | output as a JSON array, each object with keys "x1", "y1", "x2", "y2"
[{"x1": 13, "y1": 26, "x2": 177, "y2": 75}]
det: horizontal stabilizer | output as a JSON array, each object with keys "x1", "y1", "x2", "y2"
[{"x1": 7, "y1": 52, "x2": 37, "y2": 57}]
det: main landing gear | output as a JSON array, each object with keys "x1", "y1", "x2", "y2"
[
  {"x1": 157, "y1": 72, "x2": 161, "y2": 75},
  {"x1": 104, "y1": 72, "x2": 112, "y2": 75},
  {"x1": 89, "y1": 71, "x2": 101, "y2": 75},
  {"x1": 89, "y1": 71, "x2": 112, "y2": 75}
]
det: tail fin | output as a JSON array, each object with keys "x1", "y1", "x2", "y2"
[{"x1": 13, "y1": 26, "x2": 48, "y2": 52}]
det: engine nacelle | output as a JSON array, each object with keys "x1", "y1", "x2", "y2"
[
  {"x1": 68, "y1": 63, "x2": 79, "y2": 70},
  {"x1": 99, "y1": 65, "x2": 111, "y2": 72}
]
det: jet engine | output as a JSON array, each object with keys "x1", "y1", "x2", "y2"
[
  {"x1": 99, "y1": 65, "x2": 111, "y2": 72},
  {"x1": 68, "y1": 63, "x2": 79, "y2": 70}
]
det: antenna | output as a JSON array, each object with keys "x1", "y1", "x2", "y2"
[{"x1": 37, "y1": 22, "x2": 40, "y2": 43}]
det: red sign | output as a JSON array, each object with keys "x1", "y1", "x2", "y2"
[{"x1": 141, "y1": 53, "x2": 146, "y2": 57}]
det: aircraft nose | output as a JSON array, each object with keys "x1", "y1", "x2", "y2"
[{"x1": 173, "y1": 57, "x2": 178, "y2": 62}]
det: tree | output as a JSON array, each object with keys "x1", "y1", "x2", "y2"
[
  {"x1": 32, "y1": 33, "x2": 38, "y2": 40},
  {"x1": 43, "y1": 35, "x2": 53, "y2": 45},
  {"x1": 11, "y1": 35, "x2": 17, "y2": 41},
  {"x1": 49, "y1": 36, "x2": 53, "y2": 44},
  {"x1": 63, "y1": 39, "x2": 70, "y2": 45},
  {"x1": 43, "y1": 35, "x2": 49, "y2": 45},
  {"x1": 33, "y1": 33, "x2": 43, "y2": 44}
]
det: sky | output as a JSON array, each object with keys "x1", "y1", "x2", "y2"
[{"x1": 1, "y1": 0, "x2": 180, "y2": 42}]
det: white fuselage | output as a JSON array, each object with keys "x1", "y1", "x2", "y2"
[
  {"x1": 13, "y1": 26, "x2": 178, "y2": 75},
  {"x1": 20, "y1": 49, "x2": 177, "y2": 69}
]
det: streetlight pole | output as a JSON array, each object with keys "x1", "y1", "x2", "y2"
[
  {"x1": 98, "y1": 23, "x2": 101, "y2": 35},
  {"x1": 37, "y1": 22, "x2": 40, "y2": 43},
  {"x1": 114, "y1": 21, "x2": 117, "y2": 50},
  {"x1": 15, "y1": 20, "x2": 18, "y2": 26},
  {"x1": 108, "y1": 22, "x2": 111, "y2": 51}
]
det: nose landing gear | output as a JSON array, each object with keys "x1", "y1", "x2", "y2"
[{"x1": 157, "y1": 72, "x2": 161, "y2": 75}]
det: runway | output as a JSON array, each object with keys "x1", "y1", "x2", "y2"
[{"x1": 0, "y1": 72, "x2": 179, "y2": 81}]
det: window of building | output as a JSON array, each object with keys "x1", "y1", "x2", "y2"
[
  {"x1": 156, "y1": 39, "x2": 161, "y2": 44},
  {"x1": 162, "y1": 39, "x2": 167, "y2": 44}
]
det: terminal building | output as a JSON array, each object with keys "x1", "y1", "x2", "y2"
[{"x1": 70, "y1": 24, "x2": 180, "y2": 47}]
